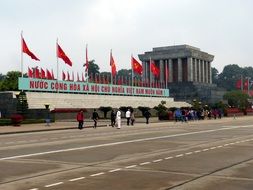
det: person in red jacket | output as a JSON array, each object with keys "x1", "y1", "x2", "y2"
[{"x1": 76, "y1": 110, "x2": 84, "y2": 129}]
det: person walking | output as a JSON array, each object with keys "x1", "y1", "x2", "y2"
[
  {"x1": 76, "y1": 110, "x2": 84, "y2": 130},
  {"x1": 110, "y1": 110, "x2": 116, "y2": 127},
  {"x1": 116, "y1": 109, "x2": 121, "y2": 129},
  {"x1": 144, "y1": 110, "x2": 151, "y2": 124},
  {"x1": 92, "y1": 109, "x2": 99, "y2": 128},
  {"x1": 125, "y1": 109, "x2": 131, "y2": 126},
  {"x1": 130, "y1": 111, "x2": 135, "y2": 126}
]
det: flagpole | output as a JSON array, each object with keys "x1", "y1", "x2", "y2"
[
  {"x1": 165, "y1": 60, "x2": 168, "y2": 89},
  {"x1": 241, "y1": 75, "x2": 243, "y2": 91},
  {"x1": 56, "y1": 38, "x2": 59, "y2": 93},
  {"x1": 131, "y1": 55, "x2": 133, "y2": 89},
  {"x1": 247, "y1": 77, "x2": 250, "y2": 96},
  {"x1": 149, "y1": 57, "x2": 152, "y2": 88},
  {"x1": 21, "y1": 31, "x2": 24, "y2": 78},
  {"x1": 110, "y1": 49, "x2": 113, "y2": 85},
  {"x1": 86, "y1": 44, "x2": 89, "y2": 84}
]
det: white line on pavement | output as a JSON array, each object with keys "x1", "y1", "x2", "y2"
[
  {"x1": 45, "y1": 182, "x2": 63, "y2": 187},
  {"x1": 153, "y1": 159, "x2": 163, "y2": 162},
  {"x1": 109, "y1": 168, "x2": 122, "y2": 172},
  {"x1": 90, "y1": 172, "x2": 105, "y2": 177},
  {"x1": 69, "y1": 177, "x2": 85, "y2": 182},
  {"x1": 185, "y1": 152, "x2": 193, "y2": 155},
  {"x1": 1, "y1": 125, "x2": 253, "y2": 161},
  {"x1": 125, "y1": 165, "x2": 137, "y2": 169},
  {"x1": 139, "y1": 162, "x2": 151, "y2": 165},
  {"x1": 175, "y1": 154, "x2": 184, "y2": 157},
  {"x1": 165, "y1": 156, "x2": 173, "y2": 160}
]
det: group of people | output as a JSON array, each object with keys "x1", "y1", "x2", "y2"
[
  {"x1": 76, "y1": 109, "x2": 99, "y2": 130},
  {"x1": 76, "y1": 109, "x2": 151, "y2": 130},
  {"x1": 110, "y1": 109, "x2": 135, "y2": 129},
  {"x1": 174, "y1": 108, "x2": 223, "y2": 122}
]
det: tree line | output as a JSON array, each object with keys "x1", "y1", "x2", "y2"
[
  {"x1": 212, "y1": 64, "x2": 253, "y2": 91},
  {"x1": 1, "y1": 63, "x2": 253, "y2": 92}
]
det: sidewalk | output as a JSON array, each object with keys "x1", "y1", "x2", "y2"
[{"x1": 0, "y1": 118, "x2": 160, "y2": 135}]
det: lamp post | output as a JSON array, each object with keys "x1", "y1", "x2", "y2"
[{"x1": 44, "y1": 103, "x2": 50, "y2": 126}]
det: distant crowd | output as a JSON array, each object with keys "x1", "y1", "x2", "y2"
[
  {"x1": 75, "y1": 107, "x2": 224, "y2": 130},
  {"x1": 174, "y1": 108, "x2": 223, "y2": 122},
  {"x1": 76, "y1": 108, "x2": 151, "y2": 130}
]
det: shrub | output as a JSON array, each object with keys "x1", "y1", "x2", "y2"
[
  {"x1": 138, "y1": 106, "x2": 150, "y2": 117},
  {"x1": 98, "y1": 106, "x2": 112, "y2": 118},
  {"x1": 10, "y1": 114, "x2": 23, "y2": 126}
]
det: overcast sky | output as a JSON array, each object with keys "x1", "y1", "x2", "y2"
[{"x1": 0, "y1": 0, "x2": 252, "y2": 76}]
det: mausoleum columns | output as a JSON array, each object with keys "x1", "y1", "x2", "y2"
[
  {"x1": 178, "y1": 58, "x2": 182, "y2": 82},
  {"x1": 168, "y1": 59, "x2": 173, "y2": 83},
  {"x1": 159, "y1": 60, "x2": 164, "y2": 82},
  {"x1": 187, "y1": 57, "x2": 193, "y2": 82},
  {"x1": 141, "y1": 57, "x2": 212, "y2": 84}
]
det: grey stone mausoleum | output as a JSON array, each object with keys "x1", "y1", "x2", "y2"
[{"x1": 138, "y1": 45, "x2": 225, "y2": 104}]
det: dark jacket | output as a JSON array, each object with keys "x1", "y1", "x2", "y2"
[{"x1": 92, "y1": 111, "x2": 99, "y2": 120}]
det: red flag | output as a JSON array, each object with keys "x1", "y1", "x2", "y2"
[
  {"x1": 131, "y1": 56, "x2": 142, "y2": 75},
  {"x1": 46, "y1": 69, "x2": 52, "y2": 80},
  {"x1": 150, "y1": 60, "x2": 159, "y2": 77},
  {"x1": 244, "y1": 79, "x2": 249, "y2": 90},
  {"x1": 77, "y1": 72, "x2": 80, "y2": 82},
  {"x1": 28, "y1": 67, "x2": 33, "y2": 78},
  {"x1": 22, "y1": 37, "x2": 40, "y2": 61},
  {"x1": 110, "y1": 51, "x2": 117, "y2": 77},
  {"x1": 51, "y1": 69, "x2": 55, "y2": 80},
  {"x1": 62, "y1": 71, "x2": 66, "y2": 81},
  {"x1": 41, "y1": 68, "x2": 46, "y2": 79},
  {"x1": 165, "y1": 62, "x2": 168, "y2": 84},
  {"x1": 57, "y1": 43, "x2": 72, "y2": 66},
  {"x1": 66, "y1": 71, "x2": 70, "y2": 81},
  {"x1": 35, "y1": 67, "x2": 40, "y2": 78},
  {"x1": 72, "y1": 72, "x2": 74, "y2": 81},
  {"x1": 82, "y1": 73, "x2": 84, "y2": 82},
  {"x1": 236, "y1": 79, "x2": 242, "y2": 89}
]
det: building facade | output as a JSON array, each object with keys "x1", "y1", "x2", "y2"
[
  {"x1": 138, "y1": 45, "x2": 214, "y2": 86},
  {"x1": 139, "y1": 45, "x2": 225, "y2": 104}
]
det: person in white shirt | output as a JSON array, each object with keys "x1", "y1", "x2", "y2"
[
  {"x1": 116, "y1": 109, "x2": 121, "y2": 129},
  {"x1": 125, "y1": 109, "x2": 131, "y2": 126}
]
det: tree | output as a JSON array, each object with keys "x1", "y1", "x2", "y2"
[
  {"x1": 217, "y1": 64, "x2": 243, "y2": 91},
  {"x1": 154, "y1": 101, "x2": 168, "y2": 120},
  {"x1": 0, "y1": 71, "x2": 21, "y2": 91},
  {"x1": 0, "y1": 73, "x2": 5, "y2": 80},
  {"x1": 98, "y1": 106, "x2": 112, "y2": 118},
  {"x1": 211, "y1": 67, "x2": 219, "y2": 85},
  {"x1": 117, "y1": 69, "x2": 131, "y2": 77},
  {"x1": 88, "y1": 60, "x2": 100, "y2": 76},
  {"x1": 223, "y1": 90, "x2": 249, "y2": 110},
  {"x1": 100, "y1": 71, "x2": 111, "y2": 83},
  {"x1": 119, "y1": 106, "x2": 128, "y2": 114},
  {"x1": 137, "y1": 106, "x2": 150, "y2": 117}
]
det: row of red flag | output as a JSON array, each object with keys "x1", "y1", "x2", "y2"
[
  {"x1": 22, "y1": 35, "x2": 161, "y2": 78},
  {"x1": 28, "y1": 67, "x2": 88, "y2": 82},
  {"x1": 27, "y1": 67, "x2": 164, "y2": 88},
  {"x1": 28, "y1": 67, "x2": 55, "y2": 80},
  {"x1": 236, "y1": 78, "x2": 253, "y2": 90}
]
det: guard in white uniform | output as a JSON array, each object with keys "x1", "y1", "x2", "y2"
[{"x1": 116, "y1": 110, "x2": 121, "y2": 129}]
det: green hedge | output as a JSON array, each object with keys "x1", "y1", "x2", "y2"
[
  {"x1": 0, "y1": 119, "x2": 12, "y2": 126},
  {"x1": 0, "y1": 119, "x2": 55, "y2": 126}
]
